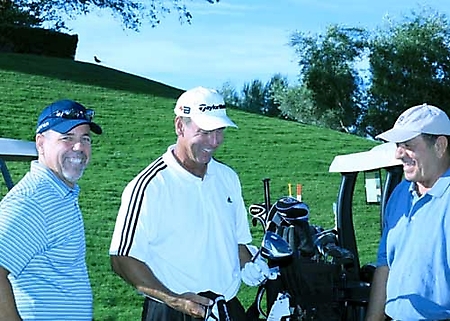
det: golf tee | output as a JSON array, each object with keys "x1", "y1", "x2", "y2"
[{"x1": 297, "y1": 184, "x2": 302, "y2": 202}]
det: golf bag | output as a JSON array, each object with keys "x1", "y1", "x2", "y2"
[{"x1": 247, "y1": 196, "x2": 357, "y2": 321}]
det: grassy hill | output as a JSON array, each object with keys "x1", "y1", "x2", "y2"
[{"x1": 0, "y1": 53, "x2": 381, "y2": 320}]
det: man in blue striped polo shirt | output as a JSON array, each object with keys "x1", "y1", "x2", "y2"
[{"x1": 0, "y1": 99, "x2": 102, "y2": 320}]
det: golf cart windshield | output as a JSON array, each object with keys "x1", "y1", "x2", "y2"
[{"x1": 329, "y1": 142, "x2": 403, "y2": 205}]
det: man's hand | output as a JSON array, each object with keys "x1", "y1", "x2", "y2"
[
  {"x1": 167, "y1": 292, "x2": 213, "y2": 319},
  {"x1": 241, "y1": 256, "x2": 270, "y2": 286},
  {"x1": 111, "y1": 256, "x2": 213, "y2": 318}
]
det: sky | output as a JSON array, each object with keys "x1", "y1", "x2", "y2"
[{"x1": 66, "y1": 0, "x2": 450, "y2": 91}]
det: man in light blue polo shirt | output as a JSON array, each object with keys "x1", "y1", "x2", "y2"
[
  {"x1": 0, "y1": 99, "x2": 102, "y2": 320},
  {"x1": 366, "y1": 104, "x2": 450, "y2": 321}
]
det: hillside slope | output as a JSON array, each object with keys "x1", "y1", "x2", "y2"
[{"x1": 0, "y1": 53, "x2": 380, "y2": 319}]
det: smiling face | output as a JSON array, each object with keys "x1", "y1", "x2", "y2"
[
  {"x1": 395, "y1": 134, "x2": 448, "y2": 190},
  {"x1": 36, "y1": 124, "x2": 92, "y2": 187},
  {"x1": 173, "y1": 116, "x2": 225, "y2": 177}
]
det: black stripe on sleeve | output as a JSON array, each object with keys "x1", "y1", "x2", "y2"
[{"x1": 117, "y1": 157, "x2": 167, "y2": 255}]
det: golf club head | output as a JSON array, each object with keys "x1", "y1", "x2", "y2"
[
  {"x1": 266, "y1": 202, "x2": 279, "y2": 227},
  {"x1": 275, "y1": 196, "x2": 310, "y2": 224},
  {"x1": 249, "y1": 204, "x2": 267, "y2": 228},
  {"x1": 261, "y1": 230, "x2": 293, "y2": 260},
  {"x1": 314, "y1": 231, "x2": 337, "y2": 257},
  {"x1": 323, "y1": 244, "x2": 355, "y2": 265},
  {"x1": 314, "y1": 231, "x2": 354, "y2": 264}
]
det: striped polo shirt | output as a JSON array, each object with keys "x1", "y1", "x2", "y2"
[{"x1": 0, "y1": 161, "x2": 92, "y2": 320}]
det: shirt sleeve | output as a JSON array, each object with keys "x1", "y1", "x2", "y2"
[
  {"x1": 376, "y1": 180, "x2": 408, "y2": 267},
  {"x1": 0, "y1": 195, "x2": 46, "y2": 276},
  {"x1": 232, "y1": 174, "x2": 253, "y2": 245}
]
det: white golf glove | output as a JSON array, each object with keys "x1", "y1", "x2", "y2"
[{"x1": 241, "y1": 255, "x2": 270, "y2": 287}]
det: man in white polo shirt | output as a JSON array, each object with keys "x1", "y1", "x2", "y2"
[
  {"x1": 110, "y1": 87, "x2": 269, "y2": 320},
  {"x1": 0, "y1": 99, "x2": 102, "y2": 320}
]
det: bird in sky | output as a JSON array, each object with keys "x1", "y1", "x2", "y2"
[{"x1": 94, "y1": 56, "x2": 101, "y2": 63}]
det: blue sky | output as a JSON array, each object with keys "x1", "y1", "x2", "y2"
[{"x1": 66, "y1": 0, "x2": 449, "y2": 91}]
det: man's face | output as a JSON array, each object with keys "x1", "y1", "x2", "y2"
[
  {"x1": 395, "y1": 135, "x2": 439, "y2": 187},
  {"x1": 179, "y1": 119, "x2": 225, "y2": 166},
  {"x1": 36, "y1": 124, "x2": 92, "y2": 187}
]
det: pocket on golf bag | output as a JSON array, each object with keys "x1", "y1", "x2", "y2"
[{"x1": 265, "y1": 257, "x2": 343, "y2": 321}]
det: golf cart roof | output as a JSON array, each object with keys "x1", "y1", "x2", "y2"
[
  {"x1": 0, "y1": 137, "x2": 37, "y2": 162},
  {"x1": 329, "y1": 142, "x2": 402, "y2": 173}
]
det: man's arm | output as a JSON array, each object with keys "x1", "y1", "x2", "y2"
[
  {"x1": 0, "y1": 267, "x2": 21, "y2": 321},
  {"x1": 238, "y1": 244, "x2": 253, "y2": 268},
  {"x1": 365, "y1": 265, "x2": 389, "y2": 321},
  {"x1": 110, "y1": 255, "x2": 212, "y2": 318}
]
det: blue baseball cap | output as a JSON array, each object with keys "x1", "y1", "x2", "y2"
[{"x1": 36, "y1": 99, "x2": 102, "y2": 135}]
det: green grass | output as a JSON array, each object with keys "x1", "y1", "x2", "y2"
[{"x1": 0, "y1": 53, "x2": 382, "y2": 320}]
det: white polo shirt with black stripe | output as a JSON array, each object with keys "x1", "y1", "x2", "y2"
[
  {"x1": 110, "y1": 145, "x2": 252, "y2": 301},
  {"x1": 0, "y1": 161, "x2": 92, "y2": 320}
]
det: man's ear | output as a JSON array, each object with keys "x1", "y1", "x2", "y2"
[
  {"x1": 174, "y1": 116, "x2": 184, "y2": 136},
  {"x1": 35, "y1": 133, "x2": 45, "y2": 155},
  {"x1": 435, "y1": 135, "x2": 448, "y2": 158}
]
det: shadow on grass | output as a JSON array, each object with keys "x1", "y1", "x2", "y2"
[{"x1": 0, "y1": 53, "x2": 184, "y2": 99}]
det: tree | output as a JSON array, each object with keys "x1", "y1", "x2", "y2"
[
  {"x1": 263, "y1": 74, "x2": 289, "y2": 117},
  {"x1": 1, "y1": 0, "x2": 219, "y2": 31},
  {"x1": 241, "y1": 79, "x2": 266, "y2": 114},
  {"x1": 219, "y1": 82, "x2": 240, "y2": 109},
  {"x1": 364, "y1": 9, "x2": 450, "y2": 138},
  {"x1": 290, "y1": 25, "x2": 368, "y2": 132},
  {"x1": 274, "y1": 84, "x2": 315, "y2": 123},
  {"x1": 0, "y1": 0, "x2": 42, "y2": 27},
  {"x1": 220, "y1": 75, "x2": 289, "y2": 117}
]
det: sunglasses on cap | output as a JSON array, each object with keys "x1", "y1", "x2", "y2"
[{"x1": 46, "y1": 108, "x2": 95, "y2": 122}]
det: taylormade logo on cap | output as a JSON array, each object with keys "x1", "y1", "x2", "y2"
[
  {"x1": 179, "y1": 103, "x2": 226, "y2": 116},
  {"x1": 376, "y1": 103, "x2": 450, "y2": 143},
  {"x1": 174, "y1": 86, "x2": 237, "y2": 131}
]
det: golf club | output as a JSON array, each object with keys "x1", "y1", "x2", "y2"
[
  {"x1": 314, "y1": 230, "x2": 354, "y2": 265},
  {"x1": 249, "y1": 203, "x2": 267, "y2": 229},
  {"x1": 275, "y1": 196, "x2": 315, "y2": 256},
  {"x1": 252, "y1": 230, "x2": 293, "y2": 262}
]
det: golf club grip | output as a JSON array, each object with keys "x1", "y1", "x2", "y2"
[{"x1": 263, "y1": 178, "x2": 271, "y2": 214}]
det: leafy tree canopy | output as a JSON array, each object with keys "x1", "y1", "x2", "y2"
[
  {"x1": 0, "y1": 0, "x2": 219, "y2": 30},
  {"x1": 289, "y1": 25, "x2": 368, "y2": 132},
  {"x1": 278, "y1": 7, "x2": 450, "y2": 138},
  {"x1": 364, "y1": 9, "x2": 450, "y2": 137}
]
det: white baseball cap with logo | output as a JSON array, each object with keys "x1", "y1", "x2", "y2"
[
  {"x1": 376, "y1": 103, "x2": 450, "y2": 143},
  {"x1": 174, "y1": 86, "x2": 238, "y2": 131}
]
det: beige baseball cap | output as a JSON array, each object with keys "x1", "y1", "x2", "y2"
[{"x1": 376, "y1": 103, "x2": 450, "y2": 143}]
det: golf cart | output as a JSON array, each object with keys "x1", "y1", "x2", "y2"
[
  {"x1": 0, "y1": 137, "x2": 37, "y2": 194},
  {"x1": 248, "y1": 142, "x2": 404, "y2": 320},
  {"x1": 328, "y1": 142, "x2": 403, "y2": 320}
]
